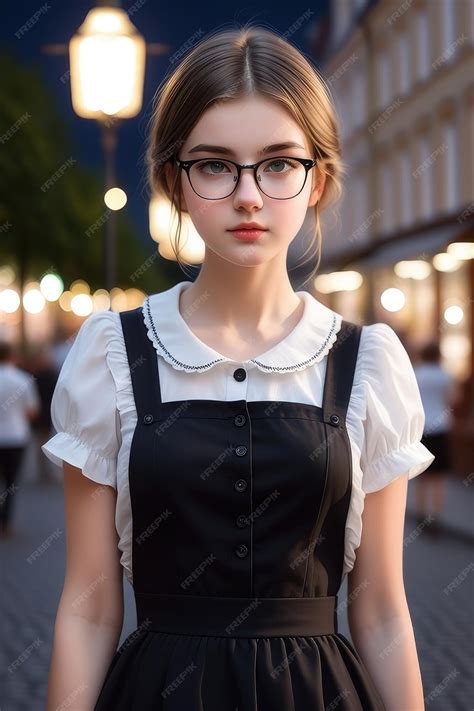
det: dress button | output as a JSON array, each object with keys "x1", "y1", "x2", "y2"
[
  {"x1": 235, "y1": 544, "x2": 248, "y2": 558},
  {"x1": 235, "y1": 445, "x2": 247, "y2": 456},
  {"x1": 143, "y1": 414, "x2": 153, "y2": 424},
  {"x1": 235, "y1": 479, "x2": 247, "y2": 493},
  {"x1": 329, "y1": 414, "x2": 340, "y2": 425},
  {"x1": 236, "y1": 514, "x2": 248, "y2": 528},
  {"x1": 234, "y1": 414, "x2": 246, "y2": 427},
  {"x1": 233, "y1": 368, "x2": 247, "y2": 382}
]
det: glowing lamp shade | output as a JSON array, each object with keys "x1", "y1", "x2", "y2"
[{"x1": 69, "y1": 7, "x2": 146, "y2": 119}]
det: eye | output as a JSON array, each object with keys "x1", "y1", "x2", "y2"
[
  {"x1": 196, "y1": 160, "x2": 232, "y2": 174},
  {"x1": 263, "y1": 159, "x2": 299, "y2": 173}
]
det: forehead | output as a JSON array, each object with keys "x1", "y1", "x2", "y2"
[{"x1": 181, "y1": 95, "x2": 310, "y2": 157}]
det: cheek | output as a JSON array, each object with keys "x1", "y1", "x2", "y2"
[{"x1": 181, "y1": 180, "x2": 217, "y2": 225}]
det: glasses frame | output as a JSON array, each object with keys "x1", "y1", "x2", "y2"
[{"x1": 174, "y1": 155, "x2": 318, "y2": 200}]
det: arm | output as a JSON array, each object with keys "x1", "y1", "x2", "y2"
[
  {"x1": 46, "y1": 462, "x2": 124, "y2": 711},
  {"x1": 347, "y1": 473, "x2": 425, "y2": 711}
]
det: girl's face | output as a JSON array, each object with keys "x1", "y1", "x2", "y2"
[{"x1": 169, "y1": 94, "x2": 325, "y2": 267}]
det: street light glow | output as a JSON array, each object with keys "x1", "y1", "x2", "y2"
[
  {"x1": 69, "y1": 7, "x2": 146, "y2": 119},
  {"x1": 0, "y1": 289, "x2": 21, "y2": 313},
  {"x1": 105, "y1": 187, "x2": 127, "y2": 210},
  {"x1": 40, "y1": 273, "x2": 64, "y2": 301}
]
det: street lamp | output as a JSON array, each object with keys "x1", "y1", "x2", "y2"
[{"x1": 69, "y1": 0, "x2": 146, "y2": 295}]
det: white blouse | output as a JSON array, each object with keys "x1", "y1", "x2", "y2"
[{"x1": 42, "y1": 280, "x2": 435, "y2": 586}]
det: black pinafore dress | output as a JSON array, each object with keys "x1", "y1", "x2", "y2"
[{"x1": 94, "y1": 306, "x2": 386, "y2": 711}]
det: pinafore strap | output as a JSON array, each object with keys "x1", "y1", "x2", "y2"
[
  {"x1": 321, "y1": 320, "x2": 363, "y2": 429},
  {"x1": 119, "y1": 306, "x2": 163, "y2": 421}
]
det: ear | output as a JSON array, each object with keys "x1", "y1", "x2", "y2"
[
  {"x1": 307, "y1": 169, "x2": 326, "y2": 208},
  {"x1": 164, "y1": 161, "x2": 188, "y2": 212}
]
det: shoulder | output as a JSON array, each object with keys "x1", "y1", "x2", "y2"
[
  {"x1": 62, "y1": 308, "x2": 126, "y2": 369},
  {"x1": 54, "y1": 308, "x2": 132, "y2": 399},
  {"x1": 359, "y1": 321, "x2": 403, "y2": 350},
  {"x1": 74, "y1": 308, "x2": 123, "y2": 344},
  {"x1": 353, "y1": 321, "x2": 408, "y2": 382}
]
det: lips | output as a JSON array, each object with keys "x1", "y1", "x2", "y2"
[{"x1": 229, "y1": 224, "x2": 267, "y2": 231}]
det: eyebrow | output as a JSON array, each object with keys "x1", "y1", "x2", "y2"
[{"x1": 188, "y1": 141, "x2": 306, "y2": 156}]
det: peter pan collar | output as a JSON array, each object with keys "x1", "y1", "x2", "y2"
[{"x1": 142, "y1": 280, "x2": 342, "y2": 374}]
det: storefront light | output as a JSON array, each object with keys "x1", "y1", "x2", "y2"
[
  {"x1": 92, "y1": 290, "x2": 111, "y2": 311},
  {"x1": 40, "y1": 273, "x2": 64, "y2": 301},
  {"x1": 447, "y1": 242, "x2": 474, "y2": 260},
  {"x1": 0, "y1": 289, "x2": 21, "y2": 313},
  {"x1": 314, "y1": 271, "x2": 363, "y2": 294},
  {"x1": 443, "y1": 304, "x2": 464, "y2": 325},
  {"x1": 70, "y1": 292, "x2": 94, "y2": 317},
  {"x1": 394, "y1": 260, "x2": 431, "y2": 279},
  {"x1": 432, "y1": 252, "x2": 462, "y2": 272},
  {"x1": 23, "y1": 287, "x2": 46, "y2": 314},
  {"x1": 380, "y1": 287, "x2": 405, "y2": 312}
]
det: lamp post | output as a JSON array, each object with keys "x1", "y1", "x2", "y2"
[{"x1": 68, "y1": 0, "x2": 146, "y2": 294}]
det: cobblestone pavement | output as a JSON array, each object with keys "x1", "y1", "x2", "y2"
[{"x1": 0, "y1": 477, "x2": 472, "y2": 710}]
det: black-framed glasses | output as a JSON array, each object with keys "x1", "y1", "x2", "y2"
[{"x1": 174, "y1": 155, "x2": 317, "y2": 200}]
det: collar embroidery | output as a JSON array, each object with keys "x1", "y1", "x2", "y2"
[{"x1": 142, "y1": 281, "x2": 342, "y2": 374}]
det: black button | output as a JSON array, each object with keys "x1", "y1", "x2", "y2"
[
  {"x1": 235, "y1": 544, "x2": 248, "y2": 558},
  {"x1": 236, "y1": 514, "x2": 248, "y2": 528},
  {"x1": 235, "y1": 445, "x2": 247, "y2": 457},
  {"x1": 233, "y1": 368, "x2": 247, "y2": 382},
  {"x1": 234, "y1": 414, "x2": 246, "y2": 427},
  {"x1": 329, "y1": 414, "x2": 340, "y2": 425},
  {"x1": 143, "y1": 414, "x2": 153, "y2": 424},
  {"x1": 235, "y1": 479, "x2": 247, "y2": 493}
]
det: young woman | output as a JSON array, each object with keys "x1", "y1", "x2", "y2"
[{"x1": 42, "y1": 25, "x2": 434, "y2": 711}]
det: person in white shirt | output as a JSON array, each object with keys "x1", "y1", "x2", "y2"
[
  {"x1": 0, "y1": 340, "x2": 40, "y2": 536},
  {"x1": 413, "y1": 341, "x2": 457, "y2": 530}
]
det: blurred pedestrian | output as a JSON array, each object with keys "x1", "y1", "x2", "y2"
[
  {"x1": 413, "y1": 341, "x2": 457, "y2": 532},
  {"x1": 0, "y1": 340, "x2": 40, "y2": 537},
  {"x1": 29, "y1": 344, "x2": 60, "y2": 485}
]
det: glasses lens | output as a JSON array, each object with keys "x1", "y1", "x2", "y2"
[
  {"x1": 257, "y1": 158, "x2": 307, "y2": 199},
  {"x1": 188, "y1": 158, "x2": 307, "y2": 199},
  {"x1": 189, "y1": 160, "x2": 238, "y2": 199}
]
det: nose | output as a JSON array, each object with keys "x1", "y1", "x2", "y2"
[{"x1": 232, "y1": 169, "x2": 264, "y2": 209}]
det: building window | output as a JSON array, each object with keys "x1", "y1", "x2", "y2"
[
  {"x1": 443, "y1": 118, "x2": 459, "y2": 212},
  {"x1": 418, "y1": 134, "x2": 433, "y2": 219},
  {"x1": 397, "y1": 27, "x2": 410, "y2": 95},
  {"x1": 416, "y1": 8, "x2": 430, "y2": 81},
  {"x1": 352, "y1": 70, "x2": 366, "y2": 129},
  {"x1": 350, "y1": 164, "x2": 368, "y2": 239},
  {"x1": 399, "y1": 146, "x2": 412, "y2": 227},
  {"x1": 377, "y1": 46, "x2": 391, "y2": 109},
  {"x1": 380, "y1": 160, "x2": 393, "y2": 234},
  {"x1": 440, "y1": 0, "x2": 456, "y2": 56}
]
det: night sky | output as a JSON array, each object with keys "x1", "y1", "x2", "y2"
[{"x1": 2, "y1": 0, "x2": 329, "y2": 251}]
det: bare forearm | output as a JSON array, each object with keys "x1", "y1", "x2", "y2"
[
  {"x1": 46, "y1": 613, "x2": 122, "y2": 710},
  {"x1": 350, "y1": 610, "x2": 425, "y2": 710}
]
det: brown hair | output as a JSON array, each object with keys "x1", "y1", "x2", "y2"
[{"x1": 145, "y1": 23, "x2": 346, "y2": 285}]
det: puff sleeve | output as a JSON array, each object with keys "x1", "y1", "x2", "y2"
[
  {"x1": 41, "y1": 310, "x2": 121, "y2": 489},
  {"x1": 356, "y1": 322, "x2": 435, "y2": 494}
]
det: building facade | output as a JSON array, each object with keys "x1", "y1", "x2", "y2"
[{"x1": 309, "y1": 0, "x2": 474, "y2": 471}]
